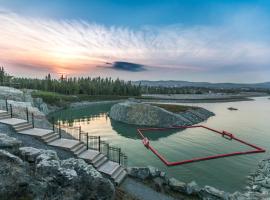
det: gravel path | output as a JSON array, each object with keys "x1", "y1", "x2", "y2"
[
  {"x1": 121, "y1": 178, "x2": 176, "y2": 200},
  {"x1": 0, "y1": 123, "x2": 74, "y2": 160}
]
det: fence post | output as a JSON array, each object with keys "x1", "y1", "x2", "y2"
[
  {"x1": 118, "y1": 148, "x2": 121, "y2": 165},
  {"x1": 86, "y1": 133, "x2": 89, "y2": 150},
  {"x1": 58, "y1": 121, "x2": 61, "y2": 138},
  {"x1": 26, "y1": 107, "x2": 29, "y2": 122},
  {"x1": 98, "y1": 136, "x2": 101, "y2": 152},
  {"x1": 5, "y1": 98, "x2": 8, "y2": 111},
  {"x1": 10, "y1": 104, "x2": 13, "y2": 118},
  {"x1": 79, "y1": 126, "x2": 81, "y2": 141},
  {"x1": 31, "y1": 113, "x2": 34, "y2": 128}
]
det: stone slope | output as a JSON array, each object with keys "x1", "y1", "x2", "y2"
[{"x1": 109, "y1": 101, "x2": 214, "y2": 127}]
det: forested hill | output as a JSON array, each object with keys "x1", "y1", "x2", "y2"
[
  {"x1": 0, "y1": 67, "x2": 141, "y2": 96},
  {"x1": 133, "y1": 80, "x2": 270, "y2": 89}
]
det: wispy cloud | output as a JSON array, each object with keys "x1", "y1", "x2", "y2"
[{"x1": 0, "y1": 9, "x2": 270, "y2": 76}]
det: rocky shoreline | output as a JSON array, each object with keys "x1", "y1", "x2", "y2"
[
  {"x1": 109, "y1": 101, "x2": 214, "y2": 127},
  {"x1": 127, "y1": 165, "x2": 270, "y2": 200}
]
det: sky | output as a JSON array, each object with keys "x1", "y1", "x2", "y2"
[{"x1": 0, "y1": 0, "x2": 270, "y2": 82}]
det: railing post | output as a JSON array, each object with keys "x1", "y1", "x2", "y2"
[
  {"x1": 10, "y1": 104, "x2": 13, "y2": 118},
  {"x1": 5, "y1": 98, "x2": 8, "y2": 111},
  {"x1": 31, "y1": 113, "x2": 34, "y2": 128},
  {"x1": 98, "y1": 136, "x2": 101, "y2": 152},
  {"x1": 79, "y1": 126, "x2": 81, "y2": 141},
  {"x1": 107, "y1": 143, "x2": 109, "y2": 158},
  {"x1": 26, "y1": 107, "x2": 29, "y2": 122},
  {"x1": 86, "y1": 133, "x2": 89, "y2": 150},
  {"x1": 58, "y1": 121, "x2": 61, "y2": 138},
  {"x1": 52, "y1": 117, "x2": 55, "y2": 132},
  {"x1": 118, "y1": 148, "x2": 121, "y2": 165}
]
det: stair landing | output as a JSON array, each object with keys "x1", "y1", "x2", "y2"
[
  {"x1": 48, "y1": 138, "x2": 81, "y2": 150},
  {"x1": 98, "y1": 160, "x2": 120, "y2": 175},
  {"x1": 18, "y1": 128, "x2": 53, "y2": 137},
  {"x1": 78, "y1": 149, "x2": 100, "y2": 161},
  {"x1": 0, "y1": 118, "x2": 27, "y2": 125}
]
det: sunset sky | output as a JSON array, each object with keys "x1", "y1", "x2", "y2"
[{"x1": 0, "y1": 0, "x2": 270, "y2": 82}]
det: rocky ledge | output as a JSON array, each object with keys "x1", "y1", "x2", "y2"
[
  {"x1": 0, "y1": 134, "x2": 114, "y2": 200},
  {"x1": 127, "y1": 165, "x2": 270, "y2": 200},
  {"x1": 109, "y1": 101, "x2": 214, "y2": 127}
]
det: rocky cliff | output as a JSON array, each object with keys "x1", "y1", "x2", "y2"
[{"x1": 109, "y1": 101, "x2": 214, "y2": 127}]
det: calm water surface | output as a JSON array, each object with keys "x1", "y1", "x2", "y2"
[{"x1": 50, "y1": 97, "x2": 270, "y2": 192}]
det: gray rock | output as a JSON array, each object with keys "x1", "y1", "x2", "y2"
[
  {"x1": 19, "y1": 146, "x2": 42, "y2": 162},
  {"x1": 168, "y1": 177, "x2": 186, "y2": 192},
  {"x1": 199, "y1": 185, "x2": 229, "y2": 200},
  {"x1": 127, "y1": 167, "x2": 151, "y2": 180},
  {"x1": 0, "y1": 149, "x2": 23, "y2": 165},
  {"x1": 0, "y1": 133, "x2": 22, "y2": 154},
  {"x1": 186, "y1": 181, "x2": 200, "y2": 195},
  {"x1": 148, "y1": 165, "x2": 161, "y2": 177}
]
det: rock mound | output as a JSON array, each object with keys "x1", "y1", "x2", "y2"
[
  {"x1": 109, "y1": 101, "x2": 214, "y2": 127},
  {"x1": 0, "y1": 134, "x2": 115, "y2": 200}
]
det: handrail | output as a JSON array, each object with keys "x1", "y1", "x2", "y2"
[{"x1": 55, "y1": 121, "x2": 128, "y2": 166}]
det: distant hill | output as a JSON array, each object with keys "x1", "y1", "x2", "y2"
[{"x1": 133, "y1": 80, "x2": 270, "y2": 89}]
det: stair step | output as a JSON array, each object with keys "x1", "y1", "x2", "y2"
[
  {"x1": 13, "y1": 122, "x2": 28, "y2": 128},
  {"x1": 94, "y1": 156, "x2": 108, "y2": 168},
  {"x1": 0, "y1": 115, "x2": 10, "y2": 120},
  {"x1": 74, "y1": 146, "x2": 87, "y2": 156},
  {"x1": 15, "y1": 124, "x2": 33, "y2": 132},
  {"x1": 42, "y1": 132, "x2": 59, "y2": 140},
  {"x1": 43, "y1": 134, "x2": 59, "y2": 143},
  {"x1": 92, "y1": 153, "x2": 104, "y2": 164},
  {"x1": 70, "y1": 142, "x2": 84, "y2": 151},
  {"x1": 114, "y1": 170, "x2": 127, "y2": 185},
  {"x1": 111, "y1": 166, "x2": 123, "y2": 179}
]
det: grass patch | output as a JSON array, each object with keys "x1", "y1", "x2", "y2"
[
  {"x1": 151, "y1": 103, "x2": 198, "y2": 113},
  {"x1": 32, "y1": 90, "x2": 139, "y2": 107},
  {"x1": 32, "y1": 91, "x2": 78, "y2": 106}
]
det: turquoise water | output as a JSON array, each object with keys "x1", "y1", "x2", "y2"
[{"x1": 50, "y1": 97, "x2": 270, "y2": 192}]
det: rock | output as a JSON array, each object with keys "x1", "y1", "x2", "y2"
[
  {"x1": 33, "y1": 97, "x2": 49, "y2": 114},
  {"x1": 127, "y1": 167, "x2": 150, "y2": 180},
  {"x1": 0, "y1": 86, "x2": 24, "y2": 101},
  {"x1": 19, "y1": 146, "x2": 42, "y2": 162},
  {"x1": 186, "y1": 181, "x2": 200, "y2": 195},
  {"x1": 153, "y1": 177, "x2": 164, "y2": 192},
  {"x1": 168, "y1": 177, "x2": 186, "y2": 192},
  {"x1": 1, "y1": 142, "x2": 115, "y2": 200},
  {"x1": 0, "y1": 133, "x2": 22, "y2": 154},
  {"x1": 148, "y1": 165, "x2": 161, "y2": 177},
  {"x1": 0, "y1": 149, "x2": 23, "y2": 165},
  {"x1": 199, "y1": 185, "x2": 229, "y2": 200},
  {"x1": 109, "y1": 100, "x2": 214, "y2": 127},
  {"x1": 35, "y1": 150, "x2": 61, "y2": 177}
]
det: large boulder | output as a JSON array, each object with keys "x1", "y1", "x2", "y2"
[
  {"x1": 109, "y1": 101, "x2": 214, "y2": 127},
  {"x1": 0, "y1": 133, "x2": 22, "y2": 154}
]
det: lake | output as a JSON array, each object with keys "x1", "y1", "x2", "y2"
[{"x1": 50, "y1": 96, "x2": 270, "y2": 192}]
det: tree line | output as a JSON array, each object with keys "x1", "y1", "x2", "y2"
[{"x1": 0, "y1": 67, "x2": 141, "y2": 96}]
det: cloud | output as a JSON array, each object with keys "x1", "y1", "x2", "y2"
[
  {"x1": 0, "y1": 8, "x2": 270, "y2": 77},
  {"x1": 111, "y1": 61, "x2": 146, "y2": 72}
]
